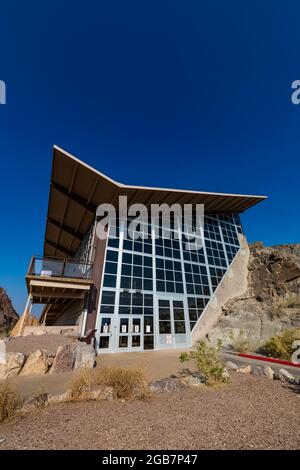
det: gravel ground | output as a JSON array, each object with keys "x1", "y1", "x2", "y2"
[
  {"x1": 5, "y1": 335, "x2": 76, "y2": 356},
  {"x1": 0, "y1": 374, "x2": 299, "y2": 450}
]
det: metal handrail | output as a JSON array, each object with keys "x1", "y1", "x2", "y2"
[{"x1": 27, "y1": 255, "x2": 93, "y2": 280}]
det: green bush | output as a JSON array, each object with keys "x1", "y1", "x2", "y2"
[
  {"x1": 262, "y1": 328, "x2": 300, "y2": 360},
  {"x1": 179, "y1": 340, "x2": 228, "y2": 386}
]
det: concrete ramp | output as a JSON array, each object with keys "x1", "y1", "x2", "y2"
[{"x1": 192, "y1": 235, "x2": 250, "y2": 344}]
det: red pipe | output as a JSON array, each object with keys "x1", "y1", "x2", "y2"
[{"x1": 238, "y1": 353, "x2": 300, "y2": 368}]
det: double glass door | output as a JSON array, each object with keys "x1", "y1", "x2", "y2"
[
  {"x1": 158, "y1": 299, "x2": 187, "y2": 348},
  {"x1": 118, "y1": 315, "x2": 143, "y2": 351}
]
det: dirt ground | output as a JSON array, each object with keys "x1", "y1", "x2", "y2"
[
  {"x1": 6, "y1": 335, "x2": 76, "y2": 356},
  {"x1": 0, "y1": 374, "x2": 299, "y2": 450}
]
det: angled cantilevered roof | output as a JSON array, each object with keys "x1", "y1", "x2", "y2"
[{"x1": 43, "y1": 145, "x2": 267, "y2": 258}]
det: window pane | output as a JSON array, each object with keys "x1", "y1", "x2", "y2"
[
  {"x1": 144, "y1": 316, "x2": 153, "y2": 334},
  {"x1": 101, "y1": 291, "x2": 115, "y2": 305},
  {"x1": 173, "y1": 308, "x2": 184, "y2": 320},
  {"x1": 174, "y1": 321, "x2": 186, "y2": 334},
  {"x1": 106, "y1": 250, "x2": 118, "y2": 262},
  {"x1": 103, "y1": 274, "x2": 116, "y2": 287},
  {"x1": 105, "y1": 262, "x2": 118, "y2": 274},
  {"x1": 144, "y1": 335, "x2": 154, "y2": 349},
  {"x1": 159, "y1": 308, "x2": 170, "y2": 320},
  {"x1": 159, "y1": 321, "x2": 171, "y2": 334}
]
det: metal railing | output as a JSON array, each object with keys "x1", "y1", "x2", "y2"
[{"x1": 27, "y1": 256, "x2": 93, "y2": 280}]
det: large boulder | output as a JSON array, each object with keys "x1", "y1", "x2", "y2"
[
  {"x1": 0, "y1": 352, "x2": 26, "y2": 379},
  {"x1": 74, "y1": 344, "x2": 96, "y2": 369},
  {"x1": 277, "y1": 368, "x2": 298, "y2": 385},
  {"x1": 149, "y1": 376, "x2": 188, "y2": 393},
  {"x1": 50, "y1": 343, "x2": 78, "y2": 374},
  {"x1": 20, "y1": 349, "x2": 48, "y2": 376}
]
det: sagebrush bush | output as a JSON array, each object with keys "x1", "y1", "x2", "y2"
[
  {"x1": 262, "y1": 328, "x2": 300, "y2": 360},
  {"x1": 179, "y1": 340, "x2": 228, "y2": 386},
  {"x1": 69, "y1": 366, "x2": 150, "y2": 400},
  {"x1": 0, "y1": 382, "x2": 22, "y2": 422}
]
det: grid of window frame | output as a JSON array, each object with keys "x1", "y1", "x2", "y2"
[
  {"x1": 155, "y1": 236, "x2": 181, "y2": 259},
  {"x1": 205, "y1": 239, "x2": 227, "y2": 268},
  {"x1": 118, "y1": 292, "x2": 153, "y2": 315},
  {"x1": 103, "y1": 249, "x2": 119, "y2": 288},
  {"x1": 99, "y1": 290, "x2": 116, "y2": 314},
  {"x1": 122, "y1": 219, "x2": 153, "y2": 255},
  {"x1": 209, "y1": 266, "x2": 227, "y2": 290},
  {"x1": 187, "y1": 296, "x2": 209, "y2": 330},
  {"x1": 99, "y1": 213, "x2": 244, "y2": 339},
  {"x1": 220, "y1": 221, "x2": 240, "y2": 246},
  {"x1": 184, "y1": 262, "x2": 210, "y2": 296},
  {"x1": 203, "y1": 216, "x2": 222, "y2": 242},
  {"x1": 120, "y1": 252, "x2": 153, "y2": 291},
  {"x1": 225, "y1": 243, "x2": 239, "y2": 263},
  {"x1": 156, "y1": 257, "x2": 184, "y2": 293}
]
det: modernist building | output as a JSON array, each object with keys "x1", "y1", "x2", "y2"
[{"x1": 25, "y1": 146, "x2": 266, "y2": 353}]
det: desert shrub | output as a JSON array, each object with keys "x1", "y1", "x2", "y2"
[
  {"x1": 179, "y1": 340, "x2": 228, "y2": 386},
  {"x1": 0, "y1": 382, "x2": 22, "y2": 422},
  {"x1": 69, "y1": 367, "x2": 95, "y2": 399},
  {"x1": 262, "y1": 328, "x2": 300, "y2": 360},
  {"x1": 69, "y1": 366, "x2": 150, "y2": 400},
  {"x1": 229, "y1": 329, "x2": 255, "y2": 353}
]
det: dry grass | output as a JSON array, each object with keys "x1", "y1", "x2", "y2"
[
  {"x1": 0, "y1": 382, "x2": 23, "y2": 422},
  {"x1": 229, "y1": 329, "x2": 256, "y2": 353},
  {"x1": 69, "y1": 366, "x2": 150, "y2": 400}
]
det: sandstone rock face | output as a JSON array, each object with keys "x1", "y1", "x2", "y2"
[
  {"x1": 0, "y1": 288, "x2": 19, "y2": 333},
  {"x1": 20, "y1": 349, "x2": 48, "y2": 376},
  {"x1": 74, "y1": 344, "x2": 96, "y2": 369},
  {"x1": 208, "y1": 243, "x2": 300, "y2": 348},
  {"x1": 0, "y1": 352, "x2": 26, "y2": 379},
  {"x1": 50, "y1": 344, "x2": 78, "y2": 374}
]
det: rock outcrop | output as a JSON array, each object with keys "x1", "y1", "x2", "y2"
[
  {"x1": 0, "y1": 288, "x2": 19, "y2": 333},
  {"x1": 208, "y1": 243, "x2": 300, "y2": 347},
  {"x1": 0, "y1": 352, "x2": 26, "y2": 380},
  {"x1": 20, "y1": 349, "x2": 49, "y2": 376}
]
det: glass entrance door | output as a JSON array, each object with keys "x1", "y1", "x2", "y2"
[
  {"x1": 118, "y1": 316, "x2": 143, "y2": 351},
  {"x1": 158, "y1": 299, "x2": 187, "y2": 348},
  {"x1": 97, "y1": 315, "x2": 114, "y2": 352}
]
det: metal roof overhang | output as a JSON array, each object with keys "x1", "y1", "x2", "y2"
[{"x1": 43, "y1": 145, "x2": 267, "y2": 258}]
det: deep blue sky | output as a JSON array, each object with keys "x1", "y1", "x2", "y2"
[{"x1": 0, "y1": 1, "x2": 299, "y2": 313}]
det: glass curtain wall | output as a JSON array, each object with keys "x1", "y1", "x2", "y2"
[{"x1": 96, "y1": 213, "x2": 242, "y2": 352}]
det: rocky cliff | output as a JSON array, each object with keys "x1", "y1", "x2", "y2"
[
  {"x1": 0, "y1": 288, "x2": 19, "y2": 333},
  {"x1": 208, "y1": 242, "x2": 300, "y2": 347}
]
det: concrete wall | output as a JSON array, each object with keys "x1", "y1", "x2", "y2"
[
  {"x1": 191, "y1": 234, "x2": 250, "y2": 344},
  {"x1": 23, "y1": 325, "x2": 79, "y2": 336},
  {"x1": 85, "y1": 234, "x2": 107, "y2": 333}
]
